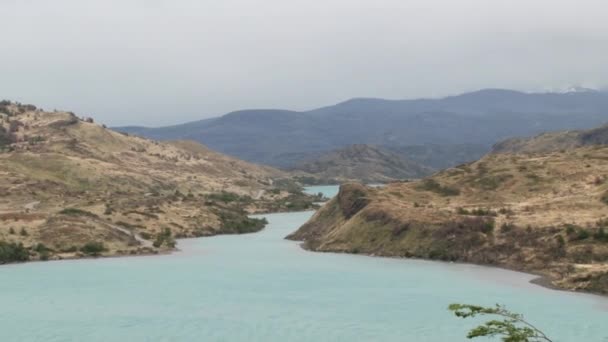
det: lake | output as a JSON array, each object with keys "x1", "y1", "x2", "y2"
[{"x1": 0, "y1": 186, "x2": 606, "y2": 341}]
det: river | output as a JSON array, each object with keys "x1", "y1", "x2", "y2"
[{"x1": 0, "y1": 186, "x2": 606, "y2": 341}]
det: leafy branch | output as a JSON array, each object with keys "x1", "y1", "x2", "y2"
[{"x1": 448, "y1": 303, "x2": 553, "y2": 342}]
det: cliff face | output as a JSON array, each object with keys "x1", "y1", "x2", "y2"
[
  {"x1": 288, "y1": 147, "x2": 608, "y2": 295},
  {"x1": 0, "y1": 102, "x2": 311, "y2": 263}
]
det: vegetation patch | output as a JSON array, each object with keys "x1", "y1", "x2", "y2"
[
  {"x1": 153, "y1": 228, "x2": 176, "y2": 248},
  {"x1": 0, "y1": 241, "x2": 29, "y2": 263},
  {"x1": 476, "y1": 174, "x2": 513, "y2": 190},
  {"x1": 59, "y1": 208, "x2": 99, "y2": 218},
  {"x1": 416, "y1": 179, "x2": 460, "y2": 196},
  {"x1": 80, "y1": 241, "x2": 106, "y2": 256},
  {"x1": 218, "y1": 211, "x2": 268, "y2": 234},
  {"x1": 207, "y1": 191, "x2": 252, "y2": 203}
]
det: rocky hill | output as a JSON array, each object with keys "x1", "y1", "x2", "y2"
[
  {"x1": 291, "y1": 144, "x2": 433, "y2": 184},
  {"x1": 288, "y1": 143, "x2": 608, "y2": 295},
  {"x1": 0, "y1": 101, "x2": 316, "y2": 263}
]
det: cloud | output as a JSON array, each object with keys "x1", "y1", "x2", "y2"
[{"x1": 1, "y1": 0, "x2": 606, "y2": 125}]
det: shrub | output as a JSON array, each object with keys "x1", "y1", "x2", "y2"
[
  {"x1": 0, "y1": 241, "x2": 29, "y2": 263},
  {"x1": 140, "y1": 232, "x2": 152, "y2": 240},
  {"x1": 570, "y1": 228, "x2": 590, "y2": 241},
  {"x1": 565, "y1": 224, "x2": 576, "y2": 235},
  {"x1": 207, "y1": 191, "x2": 251, "y2": 203},
  {"x1": 35, "y1": 243, "x2": 51, "y2": 261},
  {"x1": 8, "y1": 227, "x2": 15, "y2": 234},
  {"x1": 20, "y1": 227, "x2": 28, "y2": 236},
  {"x1": 417, "y1": 179, "x2": 460, "y2": 196},
  {"x1": 153, "y1": 228, "x2": 176, "y2": 248},
  {"x1": 80, "y1": 242, "x2": 106, "y2": 256},
  {"x1": 477, "y1": 174, "x2": 512, "y2": 190},
  {"x1": 594, "y1": 227, "x2": 608, "y2": 242},
  {"x1": 59, "y1": 208, "x2": 99, "y2": 218},
  {"x1": 218, "y1": 211, "x2": 268, "y2": 234},
  {"x1": 500, "y1": 223, "x2": 515, "y2": 233},
  {"x1": 480, "y1": 220, "x2": 495, "y2": 234},
  {"x1": 457, "y1": 207, "x2": 470, "y2": 215}
]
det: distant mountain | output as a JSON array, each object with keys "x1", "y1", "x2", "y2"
[
  {"x1": 290, "y1": 144, "x2": 434, "y2": 184},
  {"x1": 115, "y1": 89, "x2": 608, "y2": 168}
]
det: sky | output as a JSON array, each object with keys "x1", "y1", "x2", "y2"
[{"x1": 1, "y1": 0, "x2": 607, "y2": 126}]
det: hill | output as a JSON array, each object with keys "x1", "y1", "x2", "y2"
[
  {"x1": 287, "y1": 141, "x2": 608, "y2": 295},
  {"x1": 116, "y1": 89, "x2": 608, "y2": 168},
  {"x1": 0, "y1": 101, "x2": 317, "y2": 263},
  {"x1": 290, "y1": 144, "x2": 433, "y2": 184},
  {"x1": 492, "y1": 124, "x2": 608, "y2": 154}
]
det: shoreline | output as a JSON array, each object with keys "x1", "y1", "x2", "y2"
[
  {"x1": 292, "y1": 241, "x2": 608, "y2": 299},
  {"x1": 3, "y1": 207, "x2": 606, "y2": 302}
]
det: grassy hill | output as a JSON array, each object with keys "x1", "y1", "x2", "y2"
[
  {"x1": 0, "y1": 101, "x2": 316, "y2": 263},
  {"x1": 288, "y1": 142, "x2": 608, "y2": 295},
  {"x1": 290, "y1": 144, "x2": 434, "y2": 184}
]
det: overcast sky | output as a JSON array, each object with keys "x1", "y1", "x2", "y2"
[{"x1": 1, "y1": 0, "x2": 607, "y2": 126}]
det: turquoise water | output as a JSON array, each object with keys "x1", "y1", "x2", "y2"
[
  {"x1": 0, "y1": 187, "x2": 607, "y2": 341},
  {"x1": 303, "y1": 185, "x2": 340, "y2": 199}
]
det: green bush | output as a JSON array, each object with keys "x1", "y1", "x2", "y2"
[
  {"x1": 218, "y1": 211, "x2": 268, "y2": 234},
  {"x1": 80, "y1": 242, "x2": 106, "y2": 256},
  {"x1": 594, "y1": 227, "x2": 608, "y2": 242},
  {"x1": 417, "y1": 179, "x2": 460, "y2": 196},
  {"x1": 0, "y1": 241, "x2": 29, "y2": 263},
  {"x1": 35, "y1": 243, "x2": 51, "y2": 261},
  {"x1": 206, "y1": 192, "x2": 245, "y2": 203},
  {"x1": 153, "y1": 228, "x2": 176, "y2": 248},
  {"x1": 571, "y1": 228, "x2": 590, "y2": 241},
  {"x1": 59, "y1": 208, "x2": 99, "y2": 218}
]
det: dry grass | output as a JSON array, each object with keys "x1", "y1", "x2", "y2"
[
  {"x1": 290, "y1": 148, "x2": 608, "y2": 295},
  {"x1": 0, "y1": 105, "x2": 297, "y2": 262}
]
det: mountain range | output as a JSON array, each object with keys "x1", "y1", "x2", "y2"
[{"x1": 116, "y1": 88, "x2": 608, "y2": 170}]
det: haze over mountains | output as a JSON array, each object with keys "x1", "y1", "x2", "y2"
[{"x1": 117, "y1": 88, "x2": 608, "y2": 170}]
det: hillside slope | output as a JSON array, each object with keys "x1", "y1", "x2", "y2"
[
  {"x1": 288, "y1": 146, "x2": 608, "y2": 295},
  {"x1": 116, "y1": 89, "x2": 608, "y2": 167},
  {"x1": 492, "y1": 125, "x2": 608, "y2": 154},
  {"x1": 0, "y1": 101, "x2": 315, "y2": 263},
  {"x1": 291, "y1": 144, "x2": 433, "y2": 184}
]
